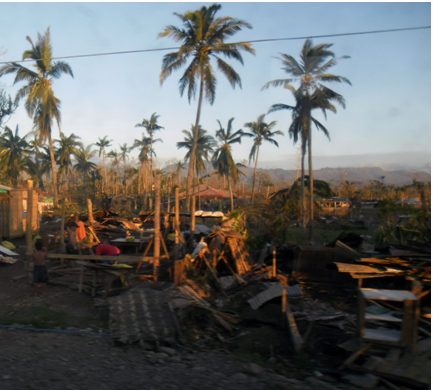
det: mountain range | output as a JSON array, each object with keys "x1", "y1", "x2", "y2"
[{"x1": 257, "y1": 166, "x2": 430, "y2": 186}]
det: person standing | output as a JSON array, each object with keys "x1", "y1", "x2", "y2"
[{"x1": 32, "y1": 239, "x2": 48, "y2": 287}]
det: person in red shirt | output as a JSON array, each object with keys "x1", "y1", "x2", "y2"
[{"x1": 95, "y1": 238, "x2": 121, "y2": 256}]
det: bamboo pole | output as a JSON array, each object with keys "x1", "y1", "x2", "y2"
[
  {"x1": 60, "y1": 197, "x2": 66, "y2": 253},
  {"x1": 191, "y1": 193, "x2": 196, "y2": 234},
  {"x1": 175, "y1": 187, "x2": 180, "y2": 245},
  {"x1": 87, "y1": 197, "x2": 95, "y2": 225},
  {"x1": 153, "y1": 175, "x2": 161, "y2": 282},
  {"x1": 25, "y1": 180, "x2": 34, "y2": 256},
  {"x1": 25, "y1": 180, "x2": 34, "y2": 284},
  {"x1": 272, "y1": 248, "x2": 277, "y2": 278}
]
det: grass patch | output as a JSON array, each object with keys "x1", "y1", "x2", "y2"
[{"x1": 0, "y1": 305, "x2": 104, "y2": 329}]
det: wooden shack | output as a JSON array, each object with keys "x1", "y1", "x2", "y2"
[
  {"x1": 0, "y1": 184, "x2": 39, "y2": 239},
  {"x1": 319, "y1": 197, "x2": 352, "y2": 217}
]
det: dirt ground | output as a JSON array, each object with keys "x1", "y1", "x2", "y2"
[{"x1": 0, "y1": 249, "x2": 362, "y2": 390}]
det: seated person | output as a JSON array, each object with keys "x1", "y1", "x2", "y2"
[{"x1": 95, "y1": 238, "x2": 121, "y2": 256}]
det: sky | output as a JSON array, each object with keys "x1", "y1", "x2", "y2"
[{"x1": 0, "y1": 1, "x2": 430, "y2": 171}]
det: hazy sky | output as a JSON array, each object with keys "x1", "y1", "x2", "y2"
[{"x1": 0, "y1": 2, "x2": 430, "y2": 169}]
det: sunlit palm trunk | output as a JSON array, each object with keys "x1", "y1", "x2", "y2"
[
  {"x1": 301, "y1": 150, "x2": 306, "y2": 228},
  {"x1": 228, "y1": 175, "x2": 234, "y2": 211},
  {"x1": 188, "y1": 77, "x2": 204, "y2": 212},
  {"x1": 251, "y1": 147, "x2": 260, "y2": 201},
  {"x1": 307, "y1": 116, "x2": 314, "y2": 241},
  {"x1": 187, "y1": 78, "x2": 204, "y2": 232},
  {"x1": 47, "y1": 133, "x2": 59, "y2": 208}
]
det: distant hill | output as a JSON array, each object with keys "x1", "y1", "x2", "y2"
[
  {"x1": 255, "y1": 166, "x2": 430, "y2": 186},
  {"x1": 163, "y1": 162, "x2": 430, "y2": 186}
]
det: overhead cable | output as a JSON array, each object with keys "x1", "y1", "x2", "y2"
[{"x1": 0, "y1": 25, "x2": 429, "y2": 65}]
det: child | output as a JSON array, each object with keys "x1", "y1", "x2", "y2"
[{"x1": 33, "y1": 239, "x2": 48, "y2": 287}]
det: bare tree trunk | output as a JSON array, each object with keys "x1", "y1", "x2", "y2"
[
  {"x1": 228, "y1": 175, "x2": 234, "y2": 211},
  {"x1": 174, "y1": 187, "x2": 180, "y2": 245},
  {"x1": 87, "y1": 197, "x2": 95, "y2": 225},
  {"x1": 25, "y1": 180, "x2": 34, "y2": 256},
  {"x1": 153, "y1": 175, "x2": 161, "y2": 282},
  {"x1": 301, "y1": 149, "x2": 306, "y2": 228},
  {"x1": 187, "y1": 77, "x2": 204, "y2": 210},
  {"x1": 251, "y1": 147, "x2": 260, "y2": 201},
  {"x1": 307, "y1": 118, "x2": 314, "y2": 241},
  {"x1": 60, "y1": 197, "x2": 66, "y2": 252},
  {"x1": 47, "y1": 133, "x2": 59, "y2": 208}
]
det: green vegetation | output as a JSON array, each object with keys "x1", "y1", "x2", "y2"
[
  {"x1": 0, "y1": 28, "x2": 74, "y2": 207},
  {"x1": 0, "y1": 305, "x2": 103, "y2": 329}
]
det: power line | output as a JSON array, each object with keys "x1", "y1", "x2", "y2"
[{"x1": 0, "y1": 25, "x2": 429, "y2": 65}]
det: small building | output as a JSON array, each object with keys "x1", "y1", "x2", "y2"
[
  {"x1": 319, "y1": 197, "x2": 352, "y2": 217},
  {"x1": 0, "y1": 184, "x2": 39, "y2": 239}
]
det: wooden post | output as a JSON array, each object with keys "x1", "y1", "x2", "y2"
[
  {"x1": 60, "y1": 197, "x2": 66, "y2": 253},
  {"x1": 281, "y1": 285, "x2": 288, "y2": 315},
  {"x1": 87, "y1": 197, "x2": 95, "y2": 225},
  {"x1": 175, "y1": 187, "x2": 180, "y2": 245},
  {"x1": 153, "y1": 175, "x2": 161, "y2": 282},
  {"x1": 25, "y1": 179, "x2": 34, "y2": 256},
  {"x1": 272, "y1": 248, "x2": 277, "y2": 278},
  {"x1": 191, "y1": 192, "x2": 196, "y2": 234}
]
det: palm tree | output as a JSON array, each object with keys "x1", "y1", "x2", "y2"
[
  {"x1": 177, "y1": 125, "x2": 216, "y2": 177},
  {"x1": 0, "y1": 125, "x2": 31, "y2": 186},
  {"x1": 96, "y1": 136, "x2": 112, "y2": 160},
  {"x1": 27, "y1": 138, "x2": 51, "y2": 190},
  {"x1": 131, "y1": 134, "x2": 161, "y2": 196},
  {"x1": 74, "y1": 145, "x2": 97, "y2": 195},
  {"x1": 0, "y1": 89, "x2": 17, "y2": 129},
  {"x1": 56, "y1": 132, "x2": 82, "y2": 192},
  {"x1": 159, "y1": 3, "x2": 254, "y2": 206},
  {"x1": 212, "y1": 118, "x2": 245, "y2": 210},
  {"x1": 132, "y1": 135, "x2": 154, "y2": 163},
  {"x1": 135, "y1": 112, "x2": 164, "y2": 174},
  {"x1": 268, "y1": 88, "x2": 329, "y2": 227},
  {"x1": 0, "y1": 28, "x2": 74, "y2": 207},
  {"x1": 263, "y1": 39, "x2": 350, "y2": 237},
  {"x1": 244, "y1": 114, "x2": 282, "y2": 201},
  {"x1": 95, "y1": 135, "x2": 112, "y2": 194}
]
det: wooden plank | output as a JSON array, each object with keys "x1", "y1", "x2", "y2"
[
  {"x1": 361, "y1": 288, "x2": 417, "y2": 302},
  {"x1": 335, "y1": 240, "x2": 362, "y2": 258},
  {"x1": 47, "y1": 253, "x2": 149, "y2": 263},
  {"x1": 363, "y1": 328, "x2": 401, "y2": 343},
  {"x1": 334, "y1": 262, "x2": 383, "y2": 274},
  {"x1": 365, "y1": 313, "x2": 402, "y2": 323}
]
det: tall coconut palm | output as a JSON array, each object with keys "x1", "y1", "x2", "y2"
[
  {"x1": 135, "y1": 112, "x2": 164, "y2": 174},
  {"x1": 0, "y1": 28, "x2": 74, "y2": 207},
  {"x1": 95, "y1": 135, "x2": 112, "y2": 194},
  {"x1": 132, "y1": 135, "x2": 154, "y2": 163},
  {"x1": 0, "y1": 89, "x2": 17, "y2": 129},
  {"x1": 27, "y1": 137, "x2": 51, "y2": 190},
  {"x1": 0, "y1": 125, "x2": 31, "y2": 186},
  {"x1": 132, "y1": 134, "x2": 162, "y2": 195},
  {"x1": 56, "y1": 132, "x2": 82, "y2": 192},
  {"x1": 268, "y1": 88, "x2": 330, "y2": 227},
  {"x1": 263, "y1": 39, "x2": 350, "y2": 237},
  {"x1": 159, "y1": 3, "x2": 254, "y2": 207},
  {"x1": 244, "y1": 114, "x2": 282, "y2": 201},
  {"x1": 74, "y1": 145, "x2": 97, "y2": 192},
  {"x1": 177, "y1": 125, "x2": 216, "y2": 178},
  {"x1": 212, "y1": 118, "x2": 246, "y2": 210}
]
